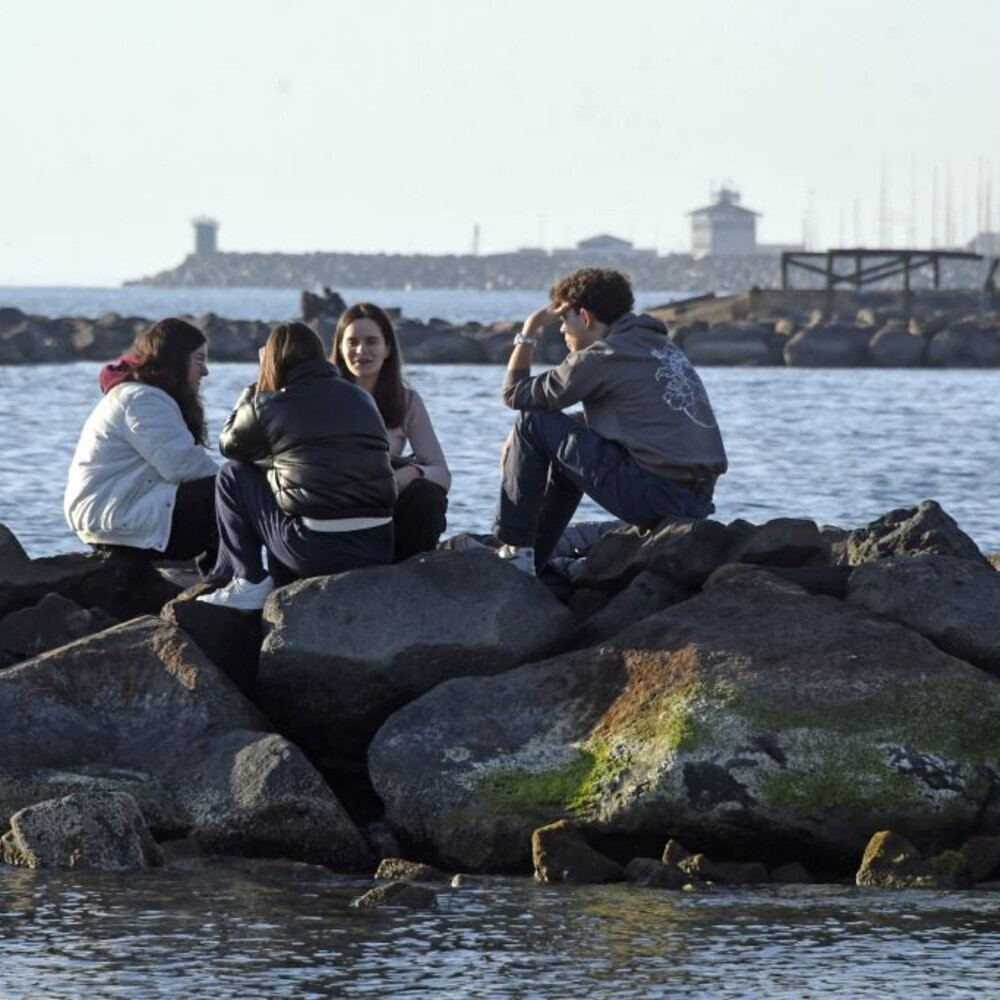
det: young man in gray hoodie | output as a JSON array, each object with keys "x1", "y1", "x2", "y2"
[{"x1": 494, "y1": 267, "x2": 727, "y2": 574}]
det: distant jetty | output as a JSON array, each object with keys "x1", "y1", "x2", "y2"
[{"x1": 126, "y1": 248, "x2": 789, "y2": 293}]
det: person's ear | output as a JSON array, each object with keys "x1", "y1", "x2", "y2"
[{"x1": 579, "y1": 307, "x2": 595, "y2": 328}]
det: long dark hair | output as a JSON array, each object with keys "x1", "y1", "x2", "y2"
[
  {"x1": 332, "y1": 303, "x2": 407, "y2": 428},
  {"x1": 128, "y1": 318, "x2": 207, "y2": 445},
  {"x1": 258, "y1": 322, "x2": 326, "y2": 392}
]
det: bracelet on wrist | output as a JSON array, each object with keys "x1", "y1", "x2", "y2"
[{"x1": 513, "y1": 333, "x2": 538, "y2": 347}]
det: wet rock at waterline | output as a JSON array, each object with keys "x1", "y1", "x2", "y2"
[
  {"x1": 0, "y1": 617, "x2": 371, "y2": 870},
  {"x1": 1, "y1": 790, "x2": 162, "y2": 871},
  {"x1": 369, "y1": 571, "x2": 1000, "y2": 871}
]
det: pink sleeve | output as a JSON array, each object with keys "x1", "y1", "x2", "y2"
[{"x1": 403, "y1": 389, "x2": 451, "y2": 492}]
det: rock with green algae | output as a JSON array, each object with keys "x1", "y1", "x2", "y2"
[
  {"x1": 856, "y1": 830, "x2": 973, "y2": 889},
  {"x1": 369, "y1": 570, "x2": 1000, "y2": 872}
]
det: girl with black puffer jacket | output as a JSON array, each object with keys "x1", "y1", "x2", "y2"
[{"x1": 198, "y1": 322, "x2": 396, "y2": 611}]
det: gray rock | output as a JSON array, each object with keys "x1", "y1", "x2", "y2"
[
  {"x1": 927, "y1": 325, "x2": 1000, "y2": 367},
  {"x1": 681, "y1": 323, "x2": 780, "y2": 366},
  {"x1": 374, "y1": 858, "x2": 449, "y2": 882},
  {"x1": 0, "y1": 592, "x2": 118, "y2": 669},
  {"x1": 575, "y1": 571, "x2": 688, "y2": 647},
  {"x1": 783, "y1": 324, "x2": 872, "y2": 367},
  {"x1": 531, "y1": 820, "x2": 624, "y2": 883},
  {"x1": 869, "y1": 327, "x2": 927, "y2": 367},
  {"x1": 0, "y1": 546, "x2": 182, "y2": 623},
  {"x1": 350, "y1": 880, "x2": 438, "y2": 910},
  {"x1": 574, "y1": 519, "x2": 736, "y2": 590},
  {"x1": 726, "y1": 517, "x2": 827, "y2": 568},
  {"x1": 680, "y1": 854, "x2": 769, "y2": 884},
  {"x1": 258, "y1": 550, "x2": 575, "y2": 771},
  {"x1": 0, "y1": 617, "x2": 370, "y2": 869},
  {"x1": 958, "y1": 836, "x2": 1000, "y2": 883},
  {"x1": 845, "y1": 500, "x2": 983, "y2": 565},
  {"x1": 624, "y1": 856, "x2": 689, "y2": 889},
  {"x1": 769, "y1": 862, "x2": 814, "y2": 883},
  {"x1": 3, "y1": 790, "x2": 162, "y2": 871},
  {"x1": 161, "y1": 591, "x2": 262, "y2": 695},
  {"x1": 369, "y1": 571, "x2": 1000, "y2": 871},
  {"x1": 846, "y1": 554, "x2": 1000, "y2": 677}
]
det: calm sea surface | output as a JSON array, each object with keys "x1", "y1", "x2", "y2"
[
  {"x1": 0, "y1": 362, "x2": 997, "y2": 559},
  {"x1": 2, "y1": 287, "x2": 999, "y2": 996},
  {"x1": 2, "y1": 868, "x2": 998, "y2": 999}
]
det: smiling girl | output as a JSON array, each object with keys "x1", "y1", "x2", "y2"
[{"x1": 332, "y1": 303, "x2": 451, "y2": 562}]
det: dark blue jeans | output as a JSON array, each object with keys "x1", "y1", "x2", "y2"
[
  {"x1": 211, "y1": 460, "x2": 393, "y2": 586},
  {"x1": 493, "y1": 409, "x2": 715, "y2": 571}
]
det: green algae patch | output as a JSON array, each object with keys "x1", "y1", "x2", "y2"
[{"x1": 473, "y1": 742, "x2": 630, "y2": 820}]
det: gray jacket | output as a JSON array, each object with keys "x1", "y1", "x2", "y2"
[{"x1": 502, "y1": 312, "x2": 727, "y2": 480}]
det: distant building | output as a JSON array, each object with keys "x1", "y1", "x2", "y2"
[
  {"x1": 556, "y1": 233, "x2": 656, "y2": 257},
  {"x1": 967, "y1": 232, "x2": 1000, "y2": 256},
  {"x1": 192, "y1": 217, "x2": 219, "y2": 257},
  {"x1": 756, "y1": 241, "x2": 806, "y2": 257},
  {"x1": 688, "y1": 188, "x2": 759, "y2": 257}
]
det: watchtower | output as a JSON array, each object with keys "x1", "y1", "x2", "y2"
[{"x1": 192, "y1": 217, "x2": 219, "y2": 257}]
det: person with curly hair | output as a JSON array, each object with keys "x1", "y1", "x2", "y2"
[{"x1": 493, "y1": 267, "x2": 727, "y2": 575}]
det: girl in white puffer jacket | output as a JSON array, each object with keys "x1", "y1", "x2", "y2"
[{"x1": 64, "y1": 318, "x2": 219, "y2": 570}]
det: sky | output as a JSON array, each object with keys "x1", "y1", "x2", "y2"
[{"x1": 2, "y1": 0, "x2": 999, "y2": 285}]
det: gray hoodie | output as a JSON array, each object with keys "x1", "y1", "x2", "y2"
[{"x1": 502, "y1": 312, "x2": 727, "y2": 480}]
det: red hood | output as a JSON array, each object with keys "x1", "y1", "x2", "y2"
[{"x1": 98, "y1": 354, "x2": 141, "y2": 394}]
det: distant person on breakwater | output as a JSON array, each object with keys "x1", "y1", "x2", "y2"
[
  {"x1": 63, "y1": 318, "x2": 219, "y2": 573},
  {"x1": 198, "y1": 322, "x2": 395, "y2": 611},
  {"x1": 332, "y1": 302, "x2": 451, "y2": 562},
  {"x1": 493, "y1": 267, "x2": 728, "y2": 575}
]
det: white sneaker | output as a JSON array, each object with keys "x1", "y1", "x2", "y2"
[
  {"x1": 196, "y1": 575, "x2": 276, "y2": 611},
  {"x1": 496, "y1": 544, "x2": 536, "y2": 576}
]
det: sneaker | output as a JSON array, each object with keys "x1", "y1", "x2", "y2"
[
  {"x1": 196, "y1": 575, "x2": 276, "y2": 611},
  {"x1": 496, "y1": 544, "x2": 536, "y2": 576}
]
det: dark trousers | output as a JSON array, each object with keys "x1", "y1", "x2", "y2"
[
  {"x1": 493, "y1": 409, "x2": 716, "y2": 571},
  {"x1": 211, "y1": 460, "x2": 393, "y2": 587},
  {"x1": 95, "y1": 475, "x2": 217, "y2": 577},
  {"x1": 393, "y1": 478, "x2": 448, "y2": 563}
]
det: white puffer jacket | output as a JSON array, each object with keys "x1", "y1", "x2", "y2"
[{"x1": 64, "y1": 383, "x2": 219, "y2": 551}]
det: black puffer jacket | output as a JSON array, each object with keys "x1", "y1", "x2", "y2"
[{"x1": 219, "y1": 359, "x2": 396, "y2": 519}]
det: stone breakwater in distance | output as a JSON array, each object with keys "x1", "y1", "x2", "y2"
[
  {"x1": 125, "y1": 248, "x2": 994, "y2": 294},
  {"x1": 3, "y1": 287, "x2": 1000, "y2": 367},
  {"x1": 3, "y1": 499, "x2": 1000, "y2": 900}
]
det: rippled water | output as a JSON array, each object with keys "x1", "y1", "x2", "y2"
[
  {"x1": 1, "y1": 867, "x2": 997, "y2": 998},
  {"x1": 1, "y1": 363, "x2": 998, "y2": 559},
  {"x1": 0, "y1": 286, "x2": 681, "y2": 325}
]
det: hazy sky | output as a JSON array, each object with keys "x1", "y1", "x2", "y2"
[{"x1": 2, "y1": 0, "x2": 998, "y2": 285}]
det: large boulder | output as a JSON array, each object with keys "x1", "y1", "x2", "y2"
[
  {"x1": 868, "y1": 325, "x2": 926, "y2": 367},
  {"x1": 846, "y1": 554, "x2": 1000, "y2": 678},
  {"x1": 844, "y1": 500, "x2": 984, "y2": 566},
  {"x1": 2, "y1": 790, "x2": 162, "y2": 871},
  {"x1": 369, "y1": 571, "x2": 1000, "y2": 872},
  {"x1": 0, "y1": 617, "x2": 370, "y2": 869},
  {"x1": 783, "y1": 324, "x2": 872, "y2": 367},
  {"x1": 680, "y1": 323, "x2": 781, "y2": 366},
  {"x1": 257, "y1": 550, "x2": 576, "y2": 773},
  {"x1": 0, "y1": 592, "x2": 117, "y2": 669},
  {"x1": 573, "y1": 519, "x2": 737, "y2": 591},
  {"x1": 927, "y1": 324, "x2": 1000, "y2": 367},
  {"x1": 0, "y1": 535, "x2": 182, "y2": 622}
]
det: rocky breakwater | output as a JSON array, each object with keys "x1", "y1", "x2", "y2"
[
  {"x1": 666, "y1": 308, "x2": 1000, "y2": 367},
  {"x1": 2, "y1": 501, "x2": 1000, "y2": 895},
  {"x1": 0, "y1": 303, "x2": 568, "y2": 367}
]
